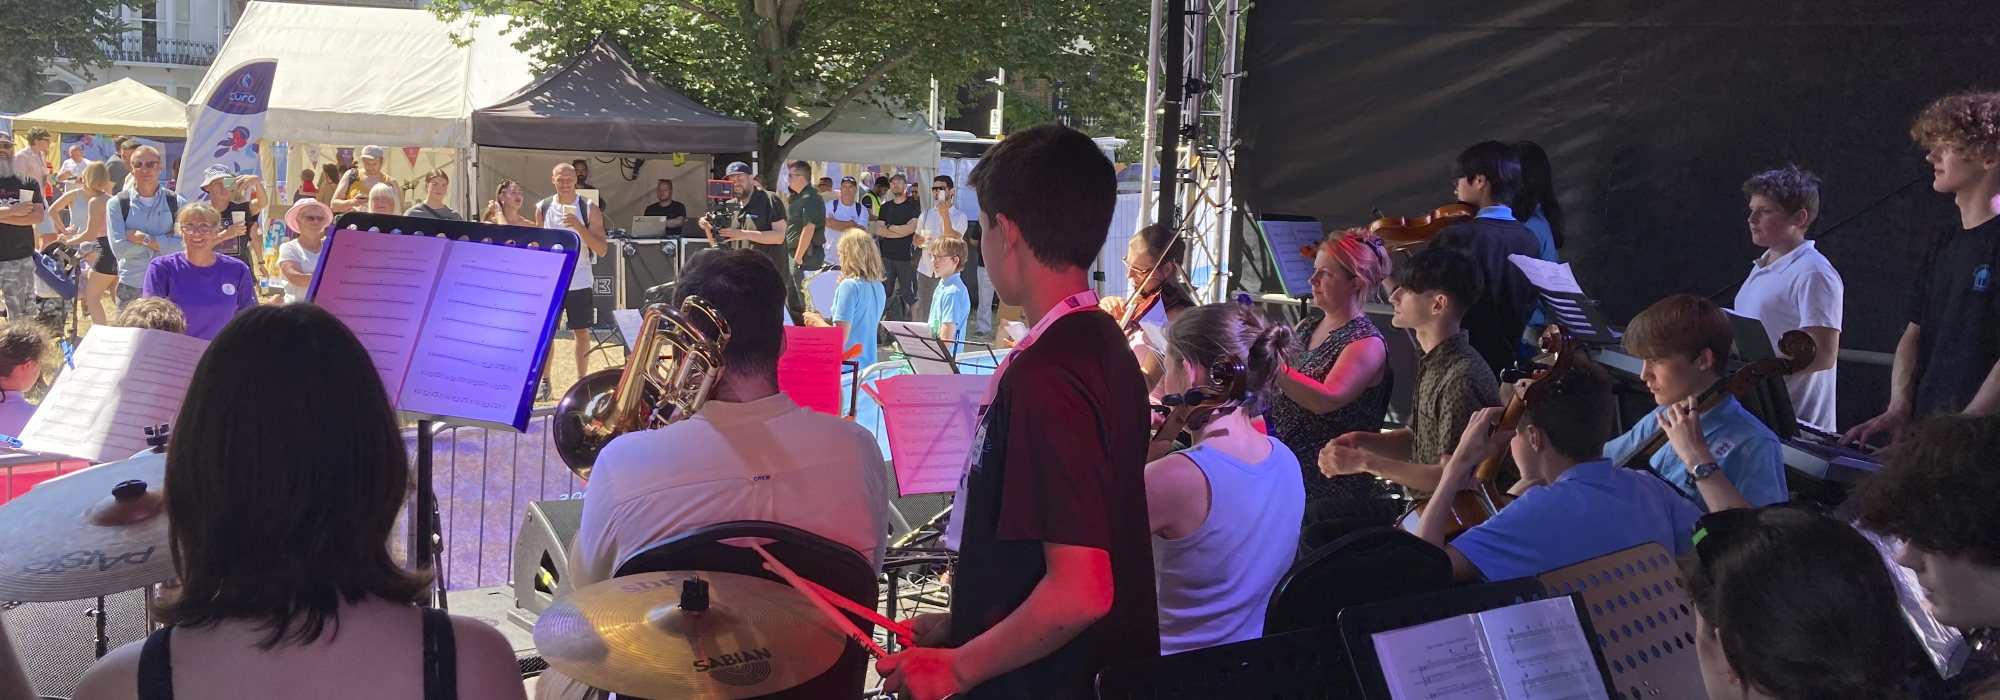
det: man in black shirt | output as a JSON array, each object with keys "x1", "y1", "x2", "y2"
[
  {"x1": 641, "y1": 178, "x2": 687, "y2": 238},
  {"x1": 877, "y1": 124, "x2": 1157, "y2": 700},
  {"x1": 0, "y1": 133, "x2": 48, "y2": 323},
  {"x1": 1430, "y1": 140, "x2": 1543, "y2": 375},
  {"x1": 698, "y1": 161, "x2": 786, "y2": 277},
  {"x1": 874, "y1": 174, "x2": 922, "y2": 322},
  {"x1": 1846, "y1": 93, "x2": 2000, "y2": 446}
]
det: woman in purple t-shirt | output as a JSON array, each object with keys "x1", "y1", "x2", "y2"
[{"x1": 142, "y1": 202, "x2": 257, "y2": 340}]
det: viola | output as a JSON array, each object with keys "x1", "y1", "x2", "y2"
[
  {"x1": 1147, "y1": 354, "x2": 1247, "y2": 462},
  {"x1": 1618, "y1": 330, "x2": 1818, "y2": 468},
  {"x1": 1400, "y1": 324, "x2": 1575, "y2": 539}
]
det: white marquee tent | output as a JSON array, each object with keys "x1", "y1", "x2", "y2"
[
  {"x1": 190, "y1": 2, "x2": 536, "y2": 149},
  {"x1": 785, "y1": 104, "x2": 939, "y2": 169}
]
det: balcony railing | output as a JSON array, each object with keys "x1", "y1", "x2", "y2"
[{"x1": 99, "y1": 33, "x2": 216, "y2": 67}]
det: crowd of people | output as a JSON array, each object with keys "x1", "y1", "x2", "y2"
[{"x1": 0, "y1": 86, "x2": 1988, "y2": 700}]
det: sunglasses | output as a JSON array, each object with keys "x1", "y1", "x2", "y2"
[{"x1": 134, "y1": 161, "x2": 163, "y2": 169}]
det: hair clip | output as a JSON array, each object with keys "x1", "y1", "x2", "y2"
[{"x1": 1234, "y1": 293, "x2": 1254, "y2": 307}]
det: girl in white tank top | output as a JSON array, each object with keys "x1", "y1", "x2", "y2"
[{"x1": 1146, "y1": 302, "x2": 1307, "y2": 653}]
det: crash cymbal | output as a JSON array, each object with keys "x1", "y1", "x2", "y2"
[
  {"x1": 535, "y1": 570, "x2": 847, "y2": 700},
  {"x1": 0, "y1": 451, "x2": 173, "y2": 602}
]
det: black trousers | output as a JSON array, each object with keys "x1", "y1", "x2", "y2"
[{"x1": 882, "y1": 258, "x2": 918, "y2": 322}]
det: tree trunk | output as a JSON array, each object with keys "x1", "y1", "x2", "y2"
[{"x1": 759, "y1": 127, "x2": 786, "y2": 181}]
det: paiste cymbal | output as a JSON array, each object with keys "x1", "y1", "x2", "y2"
[
  {"x1": 0, "y1": 451, "x2": 174, "y2": 602},
  {"x1": 535, "y1": 570, "x2": 848, "y2": 700}
]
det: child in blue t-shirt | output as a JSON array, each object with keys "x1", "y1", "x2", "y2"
[{"x1": 926, "y1": 236, "x2": 969, "y2": 351}]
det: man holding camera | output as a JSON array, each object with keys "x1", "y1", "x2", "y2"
[{"x1": 698, "y1": 161, "x2": 786, "y2": 284}]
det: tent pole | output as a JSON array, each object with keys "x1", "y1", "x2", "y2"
[{"x1": 464, "y1": 145, "x2": 479, "y2": 221}]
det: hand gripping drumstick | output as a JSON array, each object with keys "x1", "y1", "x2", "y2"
[{"x1": 748, "y1": 542, "x2": 914, "y2": 658}]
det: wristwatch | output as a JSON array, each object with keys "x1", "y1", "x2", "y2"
[{"x1": 1685, "y1": 461, "x2": 1721, "y2": 491}]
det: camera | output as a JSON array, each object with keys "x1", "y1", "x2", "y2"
[{"x1": 705, "y1": 179, "x2": 742, "y2": 231}]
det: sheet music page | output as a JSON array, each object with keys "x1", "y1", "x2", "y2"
[
  {"x1": 778, "y1": 326, "x2": 844, "y2": 416},
  {"x1": 1479, "y1": 597, "x2": 1610, "y2": 700},
  {"x1": 398, "y1": 241, "x2": 570, "y2": 430},
  {"x1": 1260, "y1": 219, "x2": 1323, "y2": 297},
  {"x1": 876, "y1": 374, "x2": 989, "y2": 495},
  {"x1": 19, "y1": 327, "x2": 209, "y2": 462},
  {"x1": 1372, "y1": 614, "x2": 1504, "y2": 700},
  {"x1": 1509, "y1": 255, "x2": 1586, "y2": 295},
  {"x1": 613, "y1": 309, "x2": 645, "y2": 351},
  {"x1": 883, "y1": 320, "x2": 956, "y2": 375},
  {"x1": 308, "y1": 230, "x2": 449, "y2": 395}
]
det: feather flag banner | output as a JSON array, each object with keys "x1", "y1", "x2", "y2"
[{"x1": 178, "y1": 61, "x2": 277, "y2": 189}]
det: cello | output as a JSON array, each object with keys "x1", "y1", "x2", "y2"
[
  {"x1": 1618, "y1": 330, "x2": 1819, "y2": 469},
  {"x1": 1399, "y1": 324, "x2": 1575, "y2": 538}
]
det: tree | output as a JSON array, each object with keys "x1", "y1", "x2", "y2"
[
  {"x1": 0, "y1": 0, "x2": 126, "y2": 111},
  {"x1": 434, "y1": 0, "x2": 1147, "y2": 170}
]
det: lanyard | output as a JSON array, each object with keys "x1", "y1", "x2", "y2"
[{"x1": 984, "y1": 289, "x2": 1100, "y2": 403}]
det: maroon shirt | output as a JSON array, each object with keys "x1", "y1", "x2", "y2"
[{"x1": 948, "y1": 310, "x2": 1159, "y2": 699}]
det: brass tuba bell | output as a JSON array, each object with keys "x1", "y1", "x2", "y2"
[{"x1": 553, "y1": 296, "x2": 730, "y2": 479}]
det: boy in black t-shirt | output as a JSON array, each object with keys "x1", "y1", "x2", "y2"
[
  {"x1": 1846, "y1": 93, "x2": 2000, "y2": 446},
  {"x1": 1430, "y1": 140, "x2": 1543, "y2": 375},
  {"x1": 877, "y1": 125, "x2": 1158, "y2": 700}
]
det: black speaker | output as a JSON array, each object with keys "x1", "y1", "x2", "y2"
[
  {"x1": 4, "y1": 589, "x2": 150, "y2": 697},
  {"x1": 591, "y1": 240, "x2": 682, "y2": 320},
  {"x1": 509, "y1": 498, "x2": 585, "y2": 630}
]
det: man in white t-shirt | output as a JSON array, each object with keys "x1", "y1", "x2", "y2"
[
  {"x1": 913, "y1": 175, "x2": 968, "y2": 321},
  {"x1": 825, "y1": 176, "x2": 870, "y2": 264},
  {"x1": 568, "y1": 247, "x2": 891, "y2": 589},
  {"x1": 1731, "y1": 165, "x2": 1843, "y2": 430},
  {"x1": 537, "y1": 162, "x2": 609, "y2": 399}
]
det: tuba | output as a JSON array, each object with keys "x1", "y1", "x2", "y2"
[{"x1": 553, "y1": 296, "x2": 730, "y2": 479}]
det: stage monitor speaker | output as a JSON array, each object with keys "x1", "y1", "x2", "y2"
[
  {"x1": 509, "y1": 498, "x2": 585, "y2": 630},
  {"x1": 591, "y1": 240, "x2": 681, "y2": 320},
  {"x1": 4, "y1": 589, "x2": 150, "y2": 697}
]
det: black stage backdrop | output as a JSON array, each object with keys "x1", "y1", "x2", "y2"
[{"x1": 1236, "y1": 0, "x2": 2000, "y2": 430}]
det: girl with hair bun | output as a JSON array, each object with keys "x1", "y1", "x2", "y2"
[
  {"x1": 1686, "y1": 507, "x2": 1920, "y2": 700},
  {"x1": 1270, "y1": 228, "x2": 1394, "y2": 511},
  {"x1": 1147, "y1": 301, "x2": 1306, "y2": 654}
]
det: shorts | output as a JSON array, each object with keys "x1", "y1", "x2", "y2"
[
  {"x1": 561, "y1": 287, "x2": 596, "y2": 330},
  {"x1": 92, "y1": 237, "x2": 117, "y2": 275}
]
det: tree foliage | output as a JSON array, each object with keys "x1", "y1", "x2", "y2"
[
  {"x1": 434, "y1": 0, "x2": 1147, "y2": 169},
  {"x1": 0, "y1": 0, "x2": 127, "y2": 111}
]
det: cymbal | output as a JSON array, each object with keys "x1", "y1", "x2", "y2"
[
  {"x1": 535, "y1": 570, "x2": 848, "y2": 700},
  {"x1": 0, "y1": 451, "x2": 174, "y2": 602}
]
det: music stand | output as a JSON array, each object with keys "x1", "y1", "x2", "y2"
[
  {"x1": 1338, "y1": 577, "x2": 1617, "y2": 700},
  {"x1": 1255, "y1": 213, "x2": 1322, "y2": 298},
  {"x1": 1534, "y1": 544, "x2": 1706, "y2": 700},
  {"x1": 1724, "y1": 310, "x2": 1777, "y2": 361},
  {"x1": 882, "y1": 321, "x2": 998, "y2": 375}
]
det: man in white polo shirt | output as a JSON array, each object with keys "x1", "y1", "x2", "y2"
[
  {"x1": 1731, "y1": 165, "x2": 1843, "y2": 431},
  {"x1": 569, "y1": 247, "x2": 891, "y2": 590}
]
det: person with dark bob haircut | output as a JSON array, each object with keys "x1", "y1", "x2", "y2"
[
  {"x1": 1856, "y1": 413, "x2": 2000, "y2": 632},
  {"x1": 879, "y1": 123, "x2": 1157, "y2": 700},
  {"x1": 1685, "y1": 506, "x2": 1921, "y2": 700},
  {"x1": 71, "y1": 304, "x2": 525, "y2": 700},
  {"x1": 1432, "y1": 140, "x2": 1542, "y2": 374}
]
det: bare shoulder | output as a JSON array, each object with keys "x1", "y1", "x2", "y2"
[
  {"x1": 1144, "y1": 453, "x2": 1206, "y2": 499},
  {"x1": 70, "y1": 635, "x2": 146, "y2": 700},
  {"x1": 448, "y1": 614, "x2": 528, "y2": 700}
]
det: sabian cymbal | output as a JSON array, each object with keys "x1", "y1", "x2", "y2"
[
  {"x1": 535, "y1": 570, "x2": 848, "y2": 700},
  {"x1": 0, "y1": 451, "x2": 174, "y2": 602}
]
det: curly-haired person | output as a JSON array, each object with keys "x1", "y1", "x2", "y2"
[{"x1": 1845, "y1": 92, "x2": 2000, "y2": 448}]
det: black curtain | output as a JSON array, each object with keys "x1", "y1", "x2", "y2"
[{"x1": 1235, "y1": 0, "x2": 2000, "y2": 429}]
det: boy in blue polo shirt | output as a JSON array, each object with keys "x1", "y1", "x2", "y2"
[
  {"x1": 926, "y1": 236, "x2": 969, "y2": 351},
  {"x1": 1416, "y1": 358, "x2": 1706, "y2": 583},
  {"x1": 1604, "y1": 294, "x2": 1787, "y2": 509}
]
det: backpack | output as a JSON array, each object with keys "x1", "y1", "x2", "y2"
[
  {"x1": 536, "y1": 195, "x2": 595, "y2": 261},
  {"x1": 118, "y1": 188, "x2": 180, "y2": 223}
]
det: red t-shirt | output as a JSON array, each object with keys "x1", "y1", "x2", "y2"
[{"x1": 948, "y1": 310, "x2": 1158, "y2": 698}]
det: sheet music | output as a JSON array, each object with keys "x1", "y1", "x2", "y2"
[
  {"x1": 1480, "y1": 597, "x2": 1609, "y2": 700},
  {"x1": 19, "y1": 327, "x2": 209, "y2": 462},
  {"x1": 1509, "y1": 255, "x2": 1585, "y2": 295},
  {"x1": 308, "y1": 230, "x2": 450, "y2": 394},
  {"x1": 398, "y1": 240, "x2": 569, "y2": 428},
  {"x1": 1373, "y1": 615, "x2": 1503, "y2": 700},
  {"x1": 1137, "y1": 299, "x2": 1170, "y2": 352},
  {"x1": 778, "y1": 326, "x2": 843, "y2": 416},
  {"x1": 1260, "y1": 218, "x2": 1323, "y2": 297},
  {"x1": 876, "y1": 374, "x2": 989, "y2": 495},
  {"x1": 884, "y1": 320, "x2": 956, "y2": 375},
  {"x1": 613, "y1": 309, "x2": 645, "y2": 351}
]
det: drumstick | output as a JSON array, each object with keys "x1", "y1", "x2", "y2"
[
  {"x1": 783, "y1": 572, "x2": 915, "y2": 647},
  {"x1": 748, "y1": 541, "x2": 890, "y2": 658}
]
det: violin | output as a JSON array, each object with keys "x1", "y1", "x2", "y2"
[
  {"x1": 1370, "y1": 202, "x2": 1475, "y2": 251},
  {"x1": 1400, "y1": 325, "x2": 1576, "y2": 539},
  {"x1": 1147, "y1": 354, "x2": 1248, "y2": 462},
  {"x1": 1619, "y1": 330, "x2": 1819, "y2": 469},
  {"x1": 1121, "y1": 288, "x2": 1163, "y2": 336}
]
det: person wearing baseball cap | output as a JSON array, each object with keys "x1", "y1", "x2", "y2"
[
  {"x1": 331, "y1": 146, "x2": 398, "y2": 214},
  {"x1": 699, "y1": 161, "x2": 788, "y2": 288},
  {"x1": 196, "y1": 165, "x2": 267, "y2": 274}
]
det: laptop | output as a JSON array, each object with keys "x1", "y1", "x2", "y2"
[{"x1": 630, "y1": 216, "x2": 670, "y2": 239}]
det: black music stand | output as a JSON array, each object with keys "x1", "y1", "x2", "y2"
[{"x1": 1337, "y1": 577, "x2": 1616, "y2": 700}]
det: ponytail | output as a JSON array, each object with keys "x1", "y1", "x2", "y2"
[{"x1": 1165, "y1": 302, "x2": 1290, "y2": 417}]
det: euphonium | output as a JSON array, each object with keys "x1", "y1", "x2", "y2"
[{"x1": 553, "y1": 296, "x2": 730, "y2": 479}]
